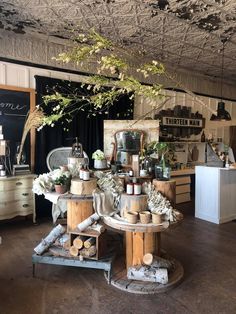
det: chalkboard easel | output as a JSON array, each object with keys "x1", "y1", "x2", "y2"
[{"x1": 0, "y1": 85, "x2": 36, "y2": 171}]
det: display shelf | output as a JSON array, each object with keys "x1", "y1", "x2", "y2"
[{"x1": 32, "y1": 252, "x2": 114, "y2": 283}]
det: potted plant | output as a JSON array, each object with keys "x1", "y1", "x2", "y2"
[
  {"x1": 92, "y1": 149, "x2": 107, "y2": 169},
  {"x1": 145, "y1": 142, "x2": 175, "y2": 181},
  {"x1": 51, "y1": 169, "x2": 71, "y2": 194}
]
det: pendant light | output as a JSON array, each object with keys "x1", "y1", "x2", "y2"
[{"x1": 210, "y1": 38, "x2": 231, "y2": 121}]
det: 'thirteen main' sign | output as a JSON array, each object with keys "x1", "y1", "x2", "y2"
[{"x1": 162, "y1": 117, "x2": 203, "y2": 128}]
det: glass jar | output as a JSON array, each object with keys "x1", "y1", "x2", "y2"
[
  {"x1": 143, "y1": 155, "x2": 153, "y2": 175},
  {"x1": 154, "y1": 155, "x2": 171, "y2": 181}
]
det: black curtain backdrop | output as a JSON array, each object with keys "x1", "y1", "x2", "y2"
[{"x1": 34, "y1": 75, "x2": 133, "y2": 217}]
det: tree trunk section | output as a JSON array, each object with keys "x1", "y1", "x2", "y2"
[
  {"x1": 73, "y1": 236, "x2": 87, "y2": 249},
  {"x1": 84, "y1": 237, "x2": 96, "y2": 249},
  {"x1": 77, "y1": 213, "x2": 100, "y2": 232},
  {"x1": 127, "y1": 265, "x2": 168, "y2": 284},
  {"x1": 34, "y1": 224, "x2": 65, "y2": 255},
  {"x1": 69, "y1": 245, "x2": 79, "y2": 257},
  {"x1": 80, "y1": 245, "x2": 97, "y2": 257},
  {"x1": 143, "y1": 253, "x2": 173, "y2": 269}
]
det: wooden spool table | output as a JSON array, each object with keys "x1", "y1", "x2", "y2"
[
  {"x1": 58, "y1": 194, "x2": 94, "y2": 232},
  {"x1": 102, "y1": 215, "x2": 184, "y2": 294}
]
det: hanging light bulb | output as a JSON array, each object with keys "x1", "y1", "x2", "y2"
[{"x1": 210, "y1": 38, "x2": 231, "y2": 121}]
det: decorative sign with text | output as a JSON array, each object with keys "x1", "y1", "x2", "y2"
[
  {"x1": 162, "y1": 117, "x2": 204, "y2": 128},
  {"x1": 0, "y1": 89, "x2": 29, "y2": 116}
]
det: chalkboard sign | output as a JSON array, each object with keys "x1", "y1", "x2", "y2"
[{"x1": 0, "y1": 85, "x2": 36, "y2": 168}]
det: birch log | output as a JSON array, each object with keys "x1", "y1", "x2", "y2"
[
  {"x1": 84, "y1": 237, "x2": 96, "y2": 249},
  {"x1": 34, "y1": 224, "x2": 66, "y2": 255},
  {"x1": 73, "y1": 236, "x2": 87, "y2": 249},
  {"x1": 127, "y1": 265, "x2": 168, "y2": 284},
  {"x1": 55, "y1": 233, "x2": 70, "y2": 250},
  {"x1": 77, "y1": 213, "x2": 100, "y2": 232},
  {"x1": 69, "y1": 245, "x2": 79, "y2": 257},
  {"x1": 143, "y1": 253, "x2": 173, "y2": 270},
  {"x1": 86, "y1": 223, "x2": 105, "y2": 234},
  {"x1": 80, "y1": 245, "x2": 97, "y2": 257}
]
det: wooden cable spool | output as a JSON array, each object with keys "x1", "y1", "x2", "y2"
[{"x1": 67, "y1": 195, "x2": 94, "y2": 232}]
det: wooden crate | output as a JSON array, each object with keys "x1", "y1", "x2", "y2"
[{"x1": 69, "y1": 229, "x2": 107, "y2": 260}]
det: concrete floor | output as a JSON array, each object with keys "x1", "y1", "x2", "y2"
[{"x1": 0, "y1": 207, "x2": 236, "y2": 314}]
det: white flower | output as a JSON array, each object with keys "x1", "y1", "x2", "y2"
[
  {"x1": 32, "y1": 169, "x2": 72, "y2": 195},
  {"x1": 32, "y1": 173, "x2": 54, "y2": 195},
  {"x1": 92, "y1": 149, "x2": 105, "y2": 160}
]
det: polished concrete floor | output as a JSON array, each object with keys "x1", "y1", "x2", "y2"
[{"x1": 0, "y1": 206, "x2": 236, "y2": 314}]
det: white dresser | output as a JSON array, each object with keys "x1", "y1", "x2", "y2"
[{"x1": 0, "y1": 174, "x2": 36, "y2": 222}]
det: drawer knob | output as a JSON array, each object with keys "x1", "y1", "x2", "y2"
[
  {"x1": 22, "y1": 193, "x2": 29, "y2": 196},
  {"x1": 16, "y1": 182, "x2": 23, "y2": 186},
  {"x1": 22, "y1": 204, "x2": 29, "y2": 208}
]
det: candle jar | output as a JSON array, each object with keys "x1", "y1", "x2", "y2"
[
  {"x1": 83, "y1": 170, "x2": 90, "y2": 181},
  {"x1": 126, "y1": 182, "x2": 133, "y2": 195},
  {"x1": 134, "y1": 183, "x2": 141, "y2": 195}
]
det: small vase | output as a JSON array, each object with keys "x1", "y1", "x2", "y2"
[
  {"x1": 94, "y1": 159, "x2": 107, "y2": 169},
  {"x1": 54, "y1": 184, "x2": 67, "y2": 194}
]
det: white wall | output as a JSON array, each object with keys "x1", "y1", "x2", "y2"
[
  {"x1": 0, "y1": 60, "x2": 235, "y2": 144},
  {"x1": 0, "y1": 61, "x2": 89, "y2": 90}
]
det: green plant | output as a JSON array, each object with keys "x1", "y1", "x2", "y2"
[
  {"x1": 53, "y1": 174, "x2": 69, "y2": 186},
  {"x1": 145, "y1": 142, "x2": 170, "y2": 156}
]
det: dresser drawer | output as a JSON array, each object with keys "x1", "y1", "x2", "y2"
[
  {"x1": 0, "y1": 177, "x2": 34, "y2": 192},
  {"x1": 0, "y1": 189, "x2": 34, "y2": 204},
  {"x1": 0, "y1": 199, "x2": 35, "y2": 217},
  {"x1": 0, "y1": 175, "x2": 36, "y2": 222}
]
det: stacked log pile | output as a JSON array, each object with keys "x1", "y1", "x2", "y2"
[
  {"x1": 33, "y1": 213, "x2": 105, "y2": 260},
  {"x1": 69, "y1": 235, "x2": 97, "y2": 258}
]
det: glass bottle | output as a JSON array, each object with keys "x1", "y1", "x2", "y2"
[{"x1": 201, "y1": 131, "x2": 205, "y2": 142}]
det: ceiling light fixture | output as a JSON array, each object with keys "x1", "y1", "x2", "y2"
[{"x1": 210, "y1": 38, "x2": 231, "y2": 121}]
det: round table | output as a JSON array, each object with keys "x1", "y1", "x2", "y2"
[{"x1": 102, "y1": 215, "x2": 184, "y2": 294}]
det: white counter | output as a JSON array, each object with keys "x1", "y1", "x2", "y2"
[{"x1": 195, "y1": 166, "x2": 236, "y2": 224}]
